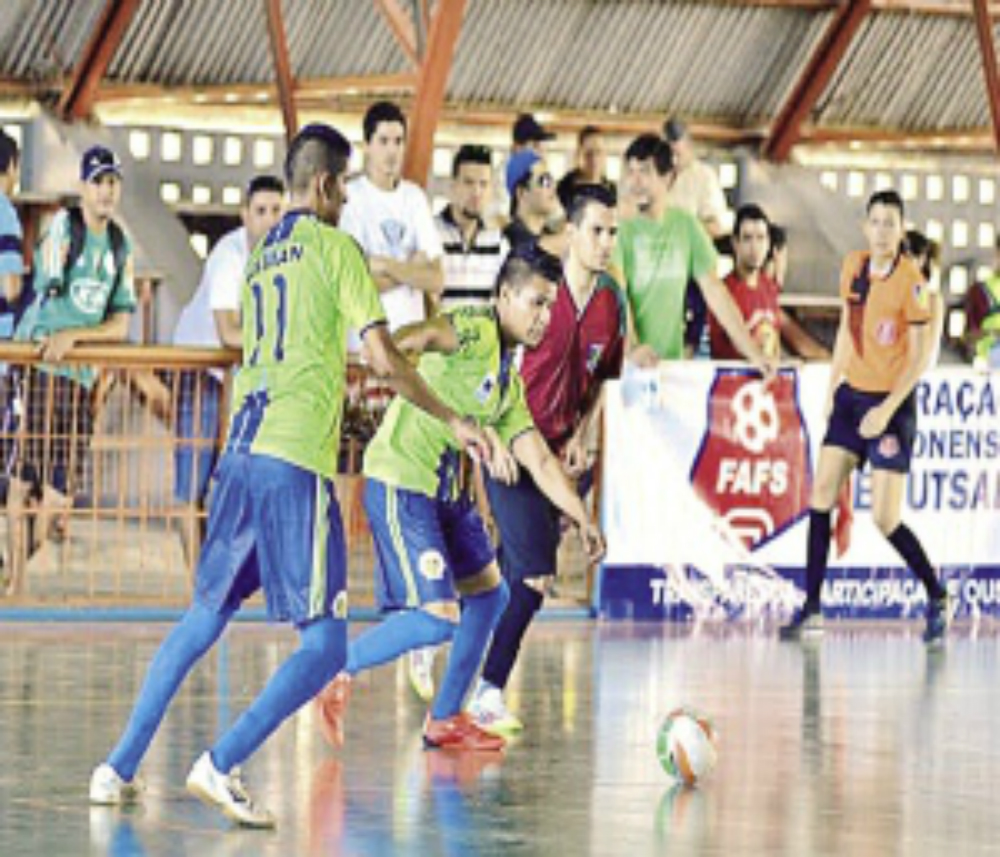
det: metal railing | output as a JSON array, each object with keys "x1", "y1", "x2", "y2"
[{"x1": 0, "y1": 344, "x2": 596, "y2": 609}]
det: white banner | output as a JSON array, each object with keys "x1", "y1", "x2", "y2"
[{"x1": 600, "y1": 363, "x2": 1000, "y2": 619}]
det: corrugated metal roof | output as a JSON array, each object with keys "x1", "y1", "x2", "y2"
[
  {"x1": 451, "y1": 1, "x2": 832, "y2": 123},
  {"x1": 0, "y1": 1, "x2": 997, "y2": 139},
  {"x1": 815, "y1": 11, "x2": 994, "y2": 132}
]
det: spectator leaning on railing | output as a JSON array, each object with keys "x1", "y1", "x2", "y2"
[{"x1": 4, "y1": 146, "x2": 136, "y2": 596}]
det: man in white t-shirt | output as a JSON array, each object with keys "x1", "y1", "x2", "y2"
[
  {"x1": 663, "y1": 118, "x2": 729, "y2": 239},
  {"x1": 171, "y1": 175, "x2": 284, "y2": 557},
  {"x1": 340, "y1": 101, "x2": 443, "y2": 344}
]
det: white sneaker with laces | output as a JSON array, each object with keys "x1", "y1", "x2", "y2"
[
  {"x1": 186, "y1": 752, "x2": 275, "y2": 829},
  {"x1": 89, "y1": 763, "x2": 144, "y2": 805},
  {"x1": 408, "y1": 646, "x2": 437, "y2": 702},
  {"x1": 468, "y1": 683, "x2": 523, "y2": 734}
]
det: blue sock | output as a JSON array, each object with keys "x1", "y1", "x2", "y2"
[
  {"x1": 108, "y1": 602, "x2": 232, "y2": 781},
  {"x1": 211, "y1": 616, "x2": 346, "y2": 773},
  {"x1": 346, "y1": 609, "x2": 455, "y2": 675},
  {"x1": 432, "y1": 581, "x2": 510, "y2": 721}
]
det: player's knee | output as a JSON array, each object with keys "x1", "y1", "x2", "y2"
[
  {"x1": 417, "y1": 605, "x2": 459, "y2": 645},
  {"x1": 482, "y1": 578, "x2": 510, "y2": 620},
  {"x1": 512, "y1": 577, "x2": 545, "y2": 615},
  {"x1": 301, "y1": 615, "x2": 348, "y2": 661},
  {"x1": 872, "y1": 507, "x2": 900, "y2": 538},
  {"x1": 522, "y1": 576, "x2": 548, "y2": 596}
]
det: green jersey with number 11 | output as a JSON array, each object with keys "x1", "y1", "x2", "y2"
[{"x1": 227, "y1": 210, "x2": 386, "y2": 480}]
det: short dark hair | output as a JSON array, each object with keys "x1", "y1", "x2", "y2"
[
  {"x1": 867, "y1": 189, "x2": 905, "y2": 218},
  {"x1": 452, "y1": 144, "x2": 492, "y2": 177},
  {"x1": 495, "y1": 244, "x2": 562, "y2": 296},
  {"x1": 567, "y1": 183, "x2": 617, "y2": 225},
  {"x1": 0, "y1": 129, "x2": 19, "y2": 173},
  {"x1": 284, "y1": 124, "x2": 352, "y2": 192},
  {"x1": 363, "y1": 101, "x2": 407, "y2": 142},
  {"x1": 734, "y1": 203, "x2": 772, "y2": 238},
  {"x1": 769, "y1": 224, "x2": 787, "y2": 252},
  {"x1": 246, "y1": 174, "x2": 285, "y2": 202},
  {"x1": 578, "y1": 125, "x2": 602, "y2": 146},
  {"x1": 905, "y1": 229, "x2": 940, "y2": 279},
  {"x1": 624, "y1": 133, "x2": 673, "y2": 175}
]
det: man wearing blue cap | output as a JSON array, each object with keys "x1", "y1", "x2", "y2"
[
  {"x1": 4, "y1": 145, "x2": 135, "y2": 596},
  {"x1": 504, "y1": 150, "x2": 561, "y2": 254}
]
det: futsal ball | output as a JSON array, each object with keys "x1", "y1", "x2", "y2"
[{"x1": 656, "y1": 707, "x2": 718, "y2": 785}]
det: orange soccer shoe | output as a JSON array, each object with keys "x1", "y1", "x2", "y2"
[
  {"x1": 316, "y1": 673, "x2": 353, "y2": 749},
  {"x1": 423, "y1": 712, "x2": 507, "y2": 752}
]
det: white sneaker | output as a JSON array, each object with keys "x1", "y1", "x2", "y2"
[
  {"x1": 408, "y1": 646, "x2": 437, "y2": 702},
  {"x1": 89, "y1": 763, "x2": 144, "y2": 805},
  {"x1": 468, "y1": 683, "x2": 523, "y2": 734},
  {"x1": 186, "y1": 752, "x2": 275, "y2": 829}
]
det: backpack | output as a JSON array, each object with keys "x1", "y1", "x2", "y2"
[{"x1": 62, "y1": 204, "x2": 127, "y2": 293}]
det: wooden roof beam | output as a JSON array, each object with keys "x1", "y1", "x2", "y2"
[
  {"x1": 264, "y1": 0, "x2": 298, "y2": 144},
  {"x1": 374, "y1": 0, "x2": 419, "y2": 67},
  {"x1": 972, "y1": 0, "x2": 1000, "y2": 156},
  {"x1": 57, "y1": 0, "x2": 141, "y2": 121},
  {"x1": 403, "y1": 0, "x2": 467, "y2": 184},
  {"x1": 763, "y1": 0, "x2": 872, "y2": 162}
]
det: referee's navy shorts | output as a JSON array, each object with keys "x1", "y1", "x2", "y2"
[{"x1": 823, "y1": 383, "x2": 917, "y2": 473}]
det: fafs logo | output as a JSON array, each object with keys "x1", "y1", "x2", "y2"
[{"x1": 690, "y1": 371, "x2": 811, "y2": 550}]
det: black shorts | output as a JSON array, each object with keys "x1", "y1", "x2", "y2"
[
  {"x1": 485, "y1": 469, "x2": 562, "y2": 580},
  {"x1": 823, "y1": 383, "x2": 916, "y2": 473},
  {"x1": 9, "y1": 366, "x2": 94, "y2": 495}
]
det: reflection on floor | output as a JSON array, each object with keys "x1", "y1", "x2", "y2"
[{"x1": 1, "y1": 620, "x2": 998, "y2": 856}]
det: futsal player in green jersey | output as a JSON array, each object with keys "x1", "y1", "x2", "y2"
[
  {"x1": 317, "y1": 248, "x2": 605, "y2": 752},
  {"x1": 89, "y1": 124, "x2": 486, "y2": 828}
]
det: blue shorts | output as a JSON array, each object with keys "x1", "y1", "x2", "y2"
[
  {"x1": 174, "y1": 371, "x2": 222, "y2": 505},
  {"x1": 194, "y1": 453, "x2": 348, "y2": 625},
  {"x1": 824, "y1": 383, "x2": 917, "y2": 473},
  {"x1": 364, "y1": 478, "x2": 495, "y2": 611},
  {"x1": 486, "y1": 470, "x2": 562, "y2": 580}
]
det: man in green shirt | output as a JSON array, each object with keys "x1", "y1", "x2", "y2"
[
  {"x1": 613, "y1": 134, "x2": 772, "y2": 374},
  {"x1": 89, "y1": 124, "x2": 486, "y2": 828},
  {"x1": 317, "y1": 249, "x2": 605, "y2": 753},
  {"x1": 6, "y1": 146, "x2": 135, "y2": 595}
]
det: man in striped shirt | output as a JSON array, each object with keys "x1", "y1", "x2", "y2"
[{"x1": 435, "y1": 145, "x2": 508, "y2": 309}]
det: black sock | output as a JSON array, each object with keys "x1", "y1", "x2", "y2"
[
  {"x1": 887, "y1": 523, "x2": 946, "y2": 601},
  {"x1": 805, "y1": 510, "x2": 832, "y2": 610},
  {"x1": 480, "y1": 578, "x2": 544, "y2": 690}
]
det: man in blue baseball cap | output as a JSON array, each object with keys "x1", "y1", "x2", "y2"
[
  {"x1": 503, "y1": 150, "x2": 560, "y2": 254},
  {"x1": 5, "y1": 144, "x2": 134, "y2": 595}
]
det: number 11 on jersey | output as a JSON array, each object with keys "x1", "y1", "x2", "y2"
[{"x1": 248, "y1": 273, "x2": 288, "y2": 366}]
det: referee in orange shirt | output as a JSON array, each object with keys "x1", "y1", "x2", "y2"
[{"x1": 780, "y1": 190, "x2": 952, "y2": 646}]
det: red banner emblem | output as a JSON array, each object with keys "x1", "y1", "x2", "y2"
[{"x1": 690, "y1": 371, "x2": 811, "y2": 550}]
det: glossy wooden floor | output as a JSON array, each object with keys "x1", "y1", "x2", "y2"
[{"x1": 1, "y1": 620, "x2": 998, "y2": 856}]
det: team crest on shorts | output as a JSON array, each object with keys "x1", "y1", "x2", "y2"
[
  {"x1": 690, "y1": 371, "x2": 811, "y2": 550},
  {"x1": 875, "y1": 320, "x2": 898, "y2": 345},
  {"x1": 418, "y1": 550, "x2": 446, "y2": 581},
  {"x1": 333, "y1": 591, "x2": 349, "y2": 619},
  {"x1": 878, "y1": 434, "x2": 900, "y2": 458}
]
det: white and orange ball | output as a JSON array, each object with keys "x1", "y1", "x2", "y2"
[{"x1": 656, "y1": 707, "x2": 718, "y2": 785}]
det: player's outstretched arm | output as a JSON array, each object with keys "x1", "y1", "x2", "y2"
[
  {"x1": 363, "y1": 323, "x2": 489, "y2": 459},
  {"x1": 697, "y1": 272, "x2": 775, "y2": 380},
  {"x1": 391, "y1": 316, "x2": 459, "y2": 359},
  {"x1": 512, "y1": 429, "x2": 605, "y2": 563}
]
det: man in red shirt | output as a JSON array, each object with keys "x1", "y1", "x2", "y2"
[
  {"x1": 710, "y1": 204, "x2": 829, "y2": 361},
  {"x1": 469, "y1": 185, "x2": 625, "y2": 733}
]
